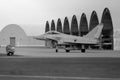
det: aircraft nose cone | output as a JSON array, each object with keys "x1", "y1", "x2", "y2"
[
  {"x1": 34, "y1": 35, "x2": 45, "y2": 40},
  {"x1": 39, "y1": 35, "x2": 45, "y2": 40}
]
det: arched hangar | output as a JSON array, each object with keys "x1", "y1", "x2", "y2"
[
  {"x1": 0, "y1": 24, "x2": 44, "y2": 47},
  {"x1": 0, "y1": 24, "x2": 28, "y2": 46}
]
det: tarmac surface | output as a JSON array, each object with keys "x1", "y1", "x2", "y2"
[
  {"x1": 0, "y1": 47, "x2": 120, "y2": 80},
  {"x1": 1, "y1": 47, "x2": 120, "y2": 58}
]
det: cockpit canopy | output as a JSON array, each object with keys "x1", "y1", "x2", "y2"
[{"x1": 46, "y1": 31, "x2": 60, "y2": 35}]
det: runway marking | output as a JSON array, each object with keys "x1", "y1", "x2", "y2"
[{"x1": 0, "y1": 75, "x2": 117, "y2": 80}]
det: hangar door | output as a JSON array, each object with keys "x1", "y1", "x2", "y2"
[{"x1": 10, "y1": 37, "x2": 16, "y2": 47}]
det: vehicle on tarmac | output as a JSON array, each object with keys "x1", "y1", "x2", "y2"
[
  {"x1": 34, "y1": 23, "x2": 103, "y2": 53},
  {"x1": 6, "y1": 45, "x2": 15, "y2": 56}
]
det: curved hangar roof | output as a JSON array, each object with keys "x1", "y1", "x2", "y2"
[
  {"x1": 0, "y1": 24, "x2": 27, "y2": 37},
  {"x1": 0, "y1": 24, "x2": 28, "y2": 46}
]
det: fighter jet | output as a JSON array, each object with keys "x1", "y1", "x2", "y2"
[{"x1": 34, "y1": 23, "x2": 103, "y2": 53}]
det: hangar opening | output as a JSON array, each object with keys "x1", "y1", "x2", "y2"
[
  {"x1": 45, "y1": 21, "x2": 50, "y2": 46},
  {"x1": 45, "y1": 21, "x2": 50, "y2": 32},
  {"x1": 63, "y1": 17, "x2": 70, "y2": 34},
  {"x1": 57, "y1": 18, "x2": 62, "y2": 32},
  {"x1": 71, "y1": 15, "x2": 79, "y2": 36},
  {"x1": 89, "y1": 11, "x2": 99, "y2": 31},
  {"x1": 89, "y1": 11, "x2": 99, "y2": 49},
  {"x1": 10, "y1": 37, "x2": 16, "y2": 47},
  {"x1": 101, "y1": 8, "x2": 114, "y2": 50},
  {"x1": 79, "y1": 13, "x2": 89, "y2": 49},
  {"x1": 79, "y1": 13, "x2": 88, "y2": 36},
  {"x1": 51, "y1": 20, "x2": 55, "y2": 31}
]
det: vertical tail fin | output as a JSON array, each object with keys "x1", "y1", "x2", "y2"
[{"x1": 84, "y1": 23, "x2": 103, "y2": 39}]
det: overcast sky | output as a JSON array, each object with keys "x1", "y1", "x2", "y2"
[{"x1": 0, "y1": 0, "x2": 119, "y2": 36}]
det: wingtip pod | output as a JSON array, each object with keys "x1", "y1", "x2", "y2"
[
  {"x1": 99, "y1": 23, "x2": 104, "y2": 26},
  {"x1": 98, "y1": 23, "x2": 103, "y2": 25}
]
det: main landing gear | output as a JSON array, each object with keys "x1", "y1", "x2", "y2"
[
  {"x1": 55, "y1": 43, "x2": 58, "y2": 53},
  {"x1": 55, "y1": 48, "x2": 58, "y2": 53},
  {"x1": 65, "y1": 49, "x2": 70, "y2": 52},
  {"x1": 55, "y1": 44, "x2": 86, "y2": 53},
  {"x1": 81, "y1": 45, "x2": 86, "y2": 53},
  {"x1": 55, "y1": 47, "x2": 70, "y2": 53}
]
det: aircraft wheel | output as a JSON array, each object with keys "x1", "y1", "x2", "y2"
[
  {"x1": 7, "y1": 52, "x2": 10, "y2": 56},
  {"x1": 66, "y1": 50, "x2": 70, "y2": 53},
  {"x1": 11, "y1": 52, "x2": 14, "y2": 56},
  {"x1": 56, "y1": 49, "x2": 58, "y2": 53},
  {"x1": 81, "y1": 49, "x2": 85, "y2": 53}
]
